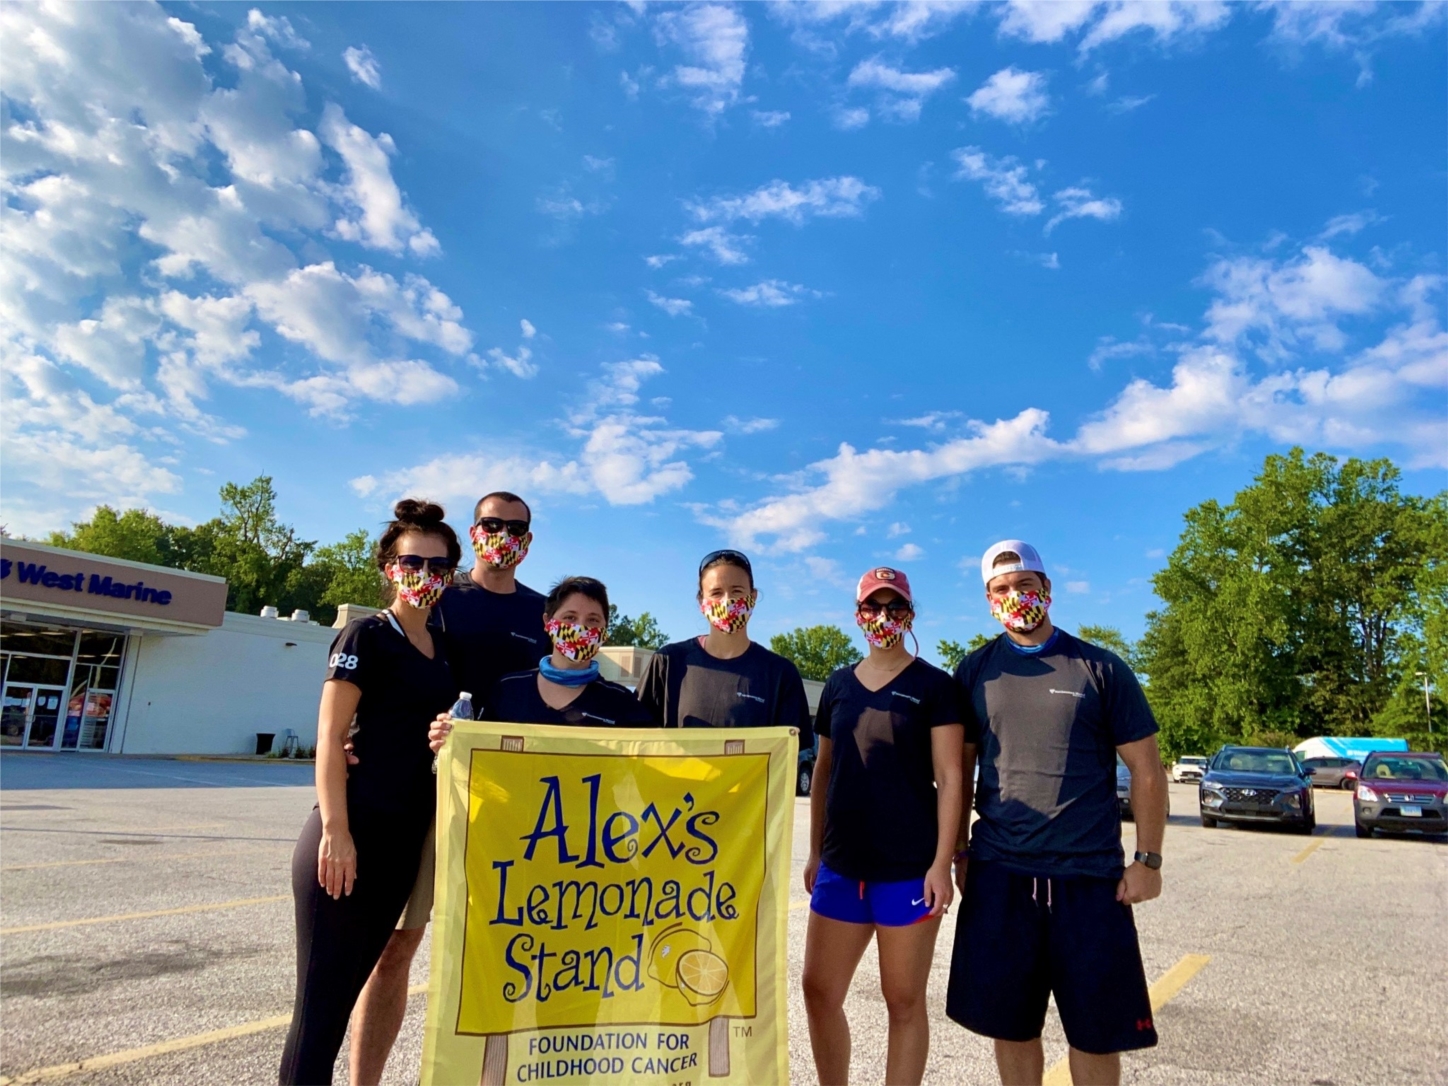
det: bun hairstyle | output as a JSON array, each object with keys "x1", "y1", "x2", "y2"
[{"x1": 375, "y1": 499, "x2": 462, "y2": 573}]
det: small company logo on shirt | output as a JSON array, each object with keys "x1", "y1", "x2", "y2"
[
  {"x1": 580, "y1": 713, "x2": 616, "y2": 725},
  {"x1": 510, "y1": 632, "x2": 538, "y2": 644},
  {"x1": 1049, "y1": 688, "x2": 1085, "y2": 699},
  {"x1": 891, "y1": 691, "x2": 922, "y2": 704},
  {"x1": 736, "y1": 692, "x2": 765, "y2": 703}
]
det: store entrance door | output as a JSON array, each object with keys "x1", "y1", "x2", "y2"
[{"x1": 0, "y1": 685, "x2": 67, "y2": 749}]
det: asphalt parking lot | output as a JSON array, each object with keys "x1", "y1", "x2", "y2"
[{"x1": 2, "y1": 756, "x2": 1446, "y2": 1086}]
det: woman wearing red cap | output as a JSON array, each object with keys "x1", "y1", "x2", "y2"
[{"x1": 801, "y1": 567, "x2": 965, "y2": 1086}]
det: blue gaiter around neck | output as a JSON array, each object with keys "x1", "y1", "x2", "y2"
[
  {"x1": 1004, "y1": 629, "x2": 1059, "y2": 656},
  {"x1": 538, "y1": 657, "x2": 600, "y2": 687}
]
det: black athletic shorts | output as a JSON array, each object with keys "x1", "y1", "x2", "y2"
[{"x1": 945, "y1": 859, "x2": 1158, "y2": 1055}]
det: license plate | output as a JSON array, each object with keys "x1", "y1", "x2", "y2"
[{"x1": 1400, "y1": 805, "x2": 1422, "y2": 817}]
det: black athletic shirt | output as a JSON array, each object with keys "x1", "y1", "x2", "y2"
[
  {"x1": 815, "y1": 658, "x2": 961, "y2": 882},
  {"x1": 956, "y1": 630, "x2": 1159, "y2": 879},
  {"x1": 487, "y1": 670, "x2": 658, "y2": 728},
  {"x1": 431, "y1": 576, "x2": 548, "y2": 702},
  {"x1": 637, "y1": 638, "x2": 812, "y2": 743},
  {"x1": 326, "y1": 613, "x2": 456, "y2": 819}
]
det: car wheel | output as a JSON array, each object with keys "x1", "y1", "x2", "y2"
[
  {"x1": 1341, "y1": 778, "x2": 1356, "y2": 791},
  {"x1": 797, "y1": 766, "x2": 812, "y2": 797},
  {"x1": 1296, "y1": 816, "x2": 1315, "y2": 835},
  {"x1": 1200, "y1": 814, "x2": 1216, "y2": 828},
  {"x1": 1355, "y1": 821, "x2": 1372, "y2": 838}
]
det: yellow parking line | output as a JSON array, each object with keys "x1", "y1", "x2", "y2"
[
  {"x1": 1042, "y1": 954, "x2": 1210, "y2": 1086},
  {"x1": 789, "y1": 899, "x2": 809, "y2": 910},
  {"x1": 0, "y1": 986, "x2": 428, "y2": 1086},
  {"x1": 1291, "y1": 838, "x2": 1326, "y2": 864},
  {"x1": 0, "y1": 894, "x2": 289, "y2": 935},
  {"x1": 1, "y1": 858, "x2": 127, "y2": 872},
  {"x1": 2, "y1": 844, "x2": 287, "y2": 873}
]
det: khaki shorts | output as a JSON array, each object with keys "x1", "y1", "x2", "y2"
[{"x1": 397, "y1": 820, "x2": 435, "y2": 930}]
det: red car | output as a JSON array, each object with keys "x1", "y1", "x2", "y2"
[{"x1": 1354, "y1": 752, "x2": 1448, "y2": 838}]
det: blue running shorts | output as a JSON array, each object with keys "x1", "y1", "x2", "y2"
[{"x1": 809, "y1": 861, "x2": 935, "y2": 926}]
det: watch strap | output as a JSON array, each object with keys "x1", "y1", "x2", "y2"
[{"x1": 1133, "y1": 850, "x2": 1163, "y2": 870}]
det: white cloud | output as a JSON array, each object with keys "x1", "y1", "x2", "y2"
[
  {"x1": 951, "y1": 148, "x2": 1043, "y2": 216},
  {"x1": 718, "y1": 280, "x2": 819, "y2": 307},
  {"x1": 997, "y1": 1, "x2": 1231, "y2": 51},
  {"x1": 751, "y1": 109, "x2": 791, "y2": 127},
  {"x1": 771, "y1": 1, "x2": 968, "y2": 45},
  {"x1": 343, "y1": 45, "x2": 381, "y2": 89},
  {"x1": 996, "y1": 0, "x2": 1100, "y2": 42},
  {"x1": 966, "y1": 67, "x2": 1050, "y2": 124},
  {"x1": 896, "y1": 410, "x2": 963, "y2": 431},
  {"x1": 688, "y1": 176, "x2": 882, "y2": 225},
  {"x1": 848, "y1": 57, "x2": 956, "y2": 122},
  {"x1": 895, "y1": 542, "x2": 925, "y2": 561},
  {"x1": 0, "y1": 2, "x2": 478, "y2": 526},
  {"x1": 679, "y1": 226, "x2": 751, "y2": 265},
  {"x1": 1318, "y1": 211, "x2": 1381, "y2": 239},
  {"x1": 833, "y1": 107, "x2": 872, "y2": 130},
  {"x1": 703, "y1": 235, "x2": 1447, "y2": 550},
  {"x1": 582, "y1": 154, "x2": 615, "y2": 174},
  {"x1": 646, "y1": 290, "x2": 694, "y2": 317},
  {"x1": 520, "y1": 319, "x2": 537, "y2": 339},
  {"x1": 888, "y1": 521, "x2": 911, "y2": 537},
  {"x1": 723, "y1": 415, "x2": 780, "y2": 434},
  {"x1": 1107, "y1": 93, "x2": 1155, "y2": 113},
  {"x1": 1065, "y1": 581, "x2": 1091, "y2": 594},
  {"x1": 653, "y1": 3, "x2": 749, "y2": 116},
  {"x1": 1045, "y1": 186, "x2": 1123, "y2": 233},
  {"x1": 645, "y1": 254, "x2": 681, "y2": 269},
  {"x1": 1262, "y1": 0, "x2": 1445, "y2": 85}
]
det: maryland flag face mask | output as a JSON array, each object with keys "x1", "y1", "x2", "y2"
[
  {"x1": 385, "y1": 564, "x2": 447, "y2": 609},
  {"x1": 470, "y1": 525, "x2": 531, "y2": 570},
  {"x1": 991, "y1": 589, "x2": 1051, "y2": 633}
]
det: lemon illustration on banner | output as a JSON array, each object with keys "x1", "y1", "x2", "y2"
[
  {"x1": 677, "y1": 948, "x2": 729, "y2": 1006},
  {"x1": 648, "y1": 923, "x2": 730, "y2": 1004}
]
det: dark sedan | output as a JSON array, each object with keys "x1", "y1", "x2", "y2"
[
  {"x1": 1354, "y1": 752, "x2": 1448, "y2": 838},
  {"x1": 1199, "y1": 746, "x2": 1316, "y2": 834}
]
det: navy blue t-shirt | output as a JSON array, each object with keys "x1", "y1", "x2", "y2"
[
  {"x1": 431, "y1": 576, "x2": 547, "y2": 704},
  {"x1": 956, "y1": 630, "x2": 1158, "y2": 879}
]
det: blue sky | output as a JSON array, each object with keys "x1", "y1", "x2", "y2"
[{"x1": 3, "y1": 1, "x2": 1445, "y2": 659}]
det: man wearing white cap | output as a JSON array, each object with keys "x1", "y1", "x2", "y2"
[{"x1": 945, "y1": 540, "x2": 1168, "y2": 1086}]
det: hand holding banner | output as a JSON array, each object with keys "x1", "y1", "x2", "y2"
[{"x1": 422, "y1": 723, "x2": 797, "y2": 1086}]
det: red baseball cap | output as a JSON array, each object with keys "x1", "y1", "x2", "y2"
[{"x1": 856, "y1": 566, "x2": 913, "y2": 604}]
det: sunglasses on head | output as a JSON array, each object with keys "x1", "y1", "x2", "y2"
[
  {"x1": 856, "y1": 599, "x2": 912, "y2": 618},
  {"x1": 475, "y1": 517, "x2": 530, "y2": 538},
  {"x1": 699, "y1": 548, "x2": 753, "y2": 577},
  {"x1": 393, "y1": 555, "x2": 455, "y2": 575}
]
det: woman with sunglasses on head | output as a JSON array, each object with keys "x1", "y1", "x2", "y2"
[
  {"x1": 279, "y1": 500, "x2": 462, "y2": 1085},
  {"x1": 802, "y1": 568, "x2": 964, "y2": 1086},
  {"x1": 636, "y1": 549, "x2": 810, "y2": 736},
  {"x1": 428, "y1": 576, "x2": 655, "y2": 743}
]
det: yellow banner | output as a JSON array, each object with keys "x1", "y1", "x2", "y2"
[{"x1": 422, "y1": 723, "x2": 798, "y2": 1086}]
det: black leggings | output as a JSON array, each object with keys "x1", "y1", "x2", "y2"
[{"x1": 278, "y1": 807, "x2": 429, "y2": 1085}]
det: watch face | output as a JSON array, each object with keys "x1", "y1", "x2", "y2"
[{"x1": 1136, "y1": 851, "x2": 1162, "y2": 870}]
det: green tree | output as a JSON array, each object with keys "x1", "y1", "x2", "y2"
[
  {"x1": 199, "y1": 476, "x2": 317, "y2": 616},
  {"x1": 1076, "y1": 625, "x2": 1135, "y2": 668},
  {"x1": 770, "y1": 625, "x2": 862, "y2": 681},
  {"x1": 605, "y1": 605, "x2": 670, "y2": 649},
  {"x1": 312, "y1": 529, "x2": 385, "y2": 622},
  {"x1": 48, "y1": 506, "x2": 177, "y2": 566},
  {"x1": 937, "y1": 633, "x2": 994, "y2": 671},
  {"x1": 1136, "y1": 449, "x2": 1445, "y2": 758}
]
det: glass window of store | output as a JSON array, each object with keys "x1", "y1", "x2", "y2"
[{"x1": 0, "y1": 621, "x2": 127, "y2": 751}]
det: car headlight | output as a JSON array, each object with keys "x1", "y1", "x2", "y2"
[
  {"x1": 1280, "y1": 790, "x2": 1302, "y2": 808},
  {"x1": 1201, "y1": 787, "x2": 1225, "y2": 807},
  {"x1": 1357, "y1": 785, "x2": 1379, "y2": 802}
]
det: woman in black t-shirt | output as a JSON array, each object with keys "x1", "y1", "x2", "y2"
[
  {"x1": 635, "y1": 549, "x2": 811, "y2": 737},
  {"x1": 428, "y1": 576, "x2": 654, "y2": 747},
  {"x1": 801, "y1": 567, "x2": 964, "y2": 1086},
  {"x1": 279, "y1": 500, "x2": 462, "y2": 1085}
]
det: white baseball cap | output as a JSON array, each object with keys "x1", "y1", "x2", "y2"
[{"x1": 980, "y1": 539, "x2": 1046, "y2": 585}]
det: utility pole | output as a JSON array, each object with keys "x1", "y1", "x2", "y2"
[{"x1": 1415, "y1": 671, "x2": 1433, "y2": 735}]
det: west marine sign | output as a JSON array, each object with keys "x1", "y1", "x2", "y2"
[
  {"x1": 2, "y1": 559, "x2": 176, "y2": 606},
  {"x1": 0, "y1": 541, "x2": 227, "y2": 629}
]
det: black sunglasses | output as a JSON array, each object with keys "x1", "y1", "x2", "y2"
[
  {"x1": 475, "y1": 517, "x2": 530, "y2": 538},
  {"x1": 394, "y1": 555, "x2": 455, "y2": 574},
  {"x1": 699, "y1": 548, "x2": 753, "y2": 577},
  {"x1": 856, "y1": 600, "x2": 913, "y2": 618}
]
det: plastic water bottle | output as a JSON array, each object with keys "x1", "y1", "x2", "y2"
[{"x1": 450, "y1": 691, "x2": 475, "y2": 721}]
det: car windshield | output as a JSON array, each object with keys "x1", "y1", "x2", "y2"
[
  {"x1": 1182, "y1": 757, "x2": 1207, "y2": 765},
  {"x1": 1363, "y1": 757, "x2": 1448, "y2": 782},
  {"x1": 1217, "y1": 750, "x2": 1297, "y2": 775}
]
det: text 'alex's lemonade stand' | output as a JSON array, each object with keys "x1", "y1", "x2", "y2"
[{"x1": 422, "y1": 723, "x2": 797, "y2": 1086}]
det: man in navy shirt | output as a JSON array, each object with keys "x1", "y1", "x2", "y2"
[{"x1": 947, "y1": 540, "x2": 1168, "y2": 1086}]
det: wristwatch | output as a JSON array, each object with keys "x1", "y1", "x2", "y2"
[{"x1": 1133, "y1": 850, "x2": 1163, "y2": 870}]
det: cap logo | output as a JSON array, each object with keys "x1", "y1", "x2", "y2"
[{"x1": 874, "y1": 568, "x2": 896, "y2": 581}]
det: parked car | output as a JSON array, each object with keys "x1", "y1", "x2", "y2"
[
  {"x1": 797, "y1": 734, "x2": 817, "y2": 796},
  {"x1": 1353, "y1": 752, "x2": 1448, "y2": 838},
  {"x1": 1116, "y1": 756, "x2": 1170, "y2": 821},
  {"x1": 1171, "y1": 756, "x2": 1209, "y2": 783},
  {"x1": 1199, "y1": 746, "x2": 1315, "y2": 833},
  {"x1": 1300, "y1": 756, "x2": 1362, "y2": 790}
]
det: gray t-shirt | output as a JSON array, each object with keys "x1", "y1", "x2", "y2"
[{"x1": 956, "y1": 630, "x2": 1158, "y2": 879}]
